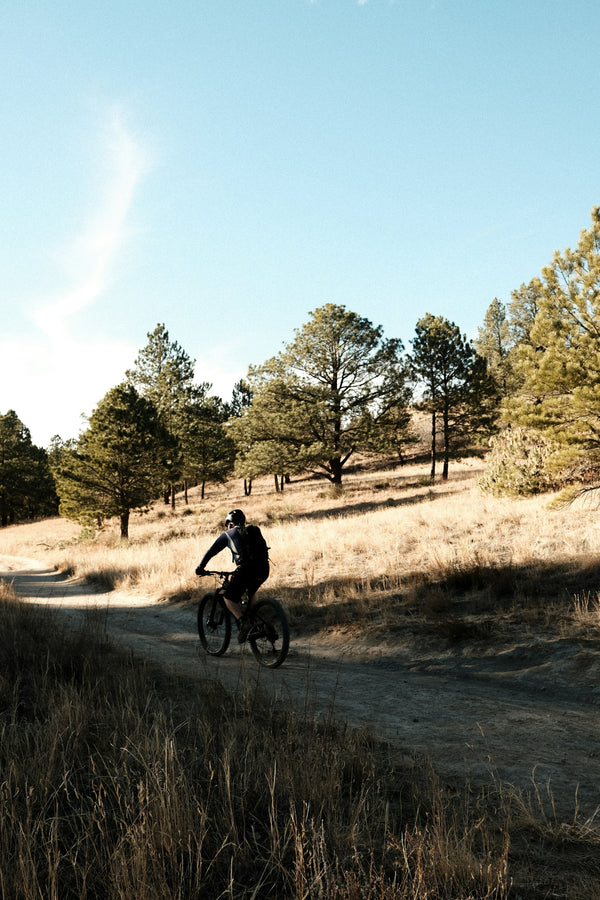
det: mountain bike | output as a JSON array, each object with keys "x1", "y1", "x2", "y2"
[{"x1": 197, "y1": 571, "x2": 290, "y2": 668}]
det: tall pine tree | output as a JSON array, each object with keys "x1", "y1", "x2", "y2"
[
  {"x1": 179, "y1": 396, "x2": 235, "y2": 499},
  {"x1": 0, "y1": 411, "x2": 57, "y2": 525},
  {"x1": 411, "y1": 314, "x2": 498, "y2": 480},
  {"x1": 475, "y1": 298, "x2": 515, "y2": 396},
  {"x1": 54, "y1": 384, "x2": 177, "y2": 538},
  {"x1": 508, "y1": 207, "x2": 600, "y2": 479},
  {"x1": 126, "y1": 324, "x2": 199, "y2": 505},
  {"x1": 244, "y1": 304, "x2": 412, "y2": 485}
]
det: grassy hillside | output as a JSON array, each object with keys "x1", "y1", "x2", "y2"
[
  {"x1": 0, "y1": 578, "x2": 565, "y2": 900},
  {"x1": 2, "y1": 458, "x2": 600, "y2": 897},
  {"x1": 4, "y1": 457, "x2": 600, "y2": 652}
]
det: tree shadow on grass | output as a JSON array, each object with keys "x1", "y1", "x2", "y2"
[
  {"x1": 273, "y1": 485, "x2": 462, "y2": 524},
  {"x1": 272, "y1": 553, "x2": 600, "y2": 648},
  {"x1": 6, "y1": 549, "x2": 600, "y2": 689}
]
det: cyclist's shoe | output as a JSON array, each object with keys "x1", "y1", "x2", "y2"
[{"x1": 237, "y1": 615, "x2": 253, "y2": 644}]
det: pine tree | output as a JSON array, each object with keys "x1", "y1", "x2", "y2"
[
  {"x1": 227, "y1": 379, "x2": 255, "y2": 494},
  {"x1": 227, "y1": 379, "x2": 253, "y2": 418},
  {"x1": 508, "y1": 207, "x2": 600, "y2": 478},
  {"x1": 245, "y1": 304, "x2": 412, "y2": 485},
  {"x1": 180, "y1": 396, "x2": 235, "y2": 499},
  {"x1": 474, "y1": 298, "x2": 515, "y2": 395},
  {"x1": 508, "y1": 277, "x2": 544, "y2": 346},
  {"x1": 411, "y1": 314, "x2": 498, "y2": 480},
  {"x1": 54, "y1": 384, "x2": 177, "y2": 538},
  {"x1": 0, "y1": 411, "x2": 57, "y2": 525},
  {"x1": 126, "y1": 323, "x2": 203, "y2": 506},
  {"x1": 228, "y1": 377, "x2": 305, "y2": 490},
  {"x1": 126, "y1": 323, "x2": 196, "y2": 427}
]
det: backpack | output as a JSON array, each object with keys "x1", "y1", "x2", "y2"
[{"x1": 241, "y1": 524, "x2": 269, "y2": 568}]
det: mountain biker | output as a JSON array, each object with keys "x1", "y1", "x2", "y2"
[{"x1": 195, "y1": 509, "x2": 269, "y2": 643}]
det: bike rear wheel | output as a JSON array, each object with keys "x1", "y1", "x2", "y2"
[
  {"x1": 248, "y1": 598, "x2": 289, "y2": 668},
  {"x1": 198, "y1": 592, "x2": 231, "y2": 656}
]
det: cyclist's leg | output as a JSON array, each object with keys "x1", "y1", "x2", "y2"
[
  {"x1": 227, "y1": 565, "x2": 269, "y2": 643},
  {"x1": 245, "y1": 563, "x2": 270, "y2": 610},
  {"x1": 223, "y1": 567, "x2": 248, "y2": 622}
]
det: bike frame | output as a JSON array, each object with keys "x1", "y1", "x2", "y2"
[{"x1": 197, "y1": 570, "x2": 289, "y2": 668}]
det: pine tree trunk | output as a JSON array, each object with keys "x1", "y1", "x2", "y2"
[
  {"x1": 430, "y1": 411, "x2": 437, "y2": 481},
  {"x1": 329, "y1": 458, "x2": 343, "y2": 486},
  {"x1": 120, "y1": 510, "x2": 130, "y2": 540},
  {"x1": 442, "y1": 407, "x2": 450, "y2": 480}
]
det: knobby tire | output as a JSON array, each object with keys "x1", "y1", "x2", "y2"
[
  {"x1": 197, "y1": 592, "x2": 231, "y2": 656},
  {"x1": 248, "y1": 598, "x2": 290, "y2": 668}
]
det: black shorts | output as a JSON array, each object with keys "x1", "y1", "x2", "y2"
[{"x1": 224, "y1": 564, "x2": 269, "y2": 604}]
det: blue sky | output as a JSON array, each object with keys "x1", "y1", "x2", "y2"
[{"x1": 2, "y1": 0, "x2": 600, "y2": 447}]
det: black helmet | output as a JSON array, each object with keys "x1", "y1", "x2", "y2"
[{"x1": 225, "y1": 509, "x2": 246, "y2": 528}]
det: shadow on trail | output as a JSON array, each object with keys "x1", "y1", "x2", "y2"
[
  {"x1": 1, "y1": 563, "x2": 112, "y2": 602},
  {"x1": 6, "y1": 542, "x2": 600, "y2": 823},
  {"x1": 5, "y1": 549, "x2": 600, "y2": 701}
]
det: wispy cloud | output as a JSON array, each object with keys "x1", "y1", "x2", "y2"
[
  {"x1": 0, "y1": 107, "x2": 151, "y2": 445},
  {"x1": 33, "y1": 108, "x2": 151, "y2": 339}
]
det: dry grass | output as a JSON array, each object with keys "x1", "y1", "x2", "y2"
[
  {"x1": 0, "y1": 579, "x2": 516, "y2": 899},
  {"x1": 1, "y1": 576, "x2": 599, "y2": 898},
  {"x1": 3, "y1": 458, "x2": 600, "y2": 896},
  {"x1": 3, "y1": 457, "x2": 600, "y2": 647}
]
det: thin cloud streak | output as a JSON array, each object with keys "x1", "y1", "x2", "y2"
[
  {"x1": 0, "y1": 108, "x2": 151, "y2": 445},
  {"x1": 32, "y1": 109, "x2": 151, "y2": 339}
]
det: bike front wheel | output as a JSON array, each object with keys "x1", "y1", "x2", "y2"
[
  {"x1": 248, "y1": 598, "x2": 290, "y2": 668},
  {"x1": 198, "y1": 592, "x2": 231, "y2": 656}
]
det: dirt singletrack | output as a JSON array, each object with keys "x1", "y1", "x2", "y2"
[{"x1": 3, "y1": 553, "x2": 600, "y2": 820}]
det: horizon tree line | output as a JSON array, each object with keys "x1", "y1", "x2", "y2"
[
  {"x1": 0, "y1": 311, "x2": 497, "y2": 536},
  {"x1": 7, "y1": 204, "x2": 600, "y2": 533}
]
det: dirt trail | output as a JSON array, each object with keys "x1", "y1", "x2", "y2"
[{"x1": 3, "y1": 554, "x2": 600, "y2": 820}]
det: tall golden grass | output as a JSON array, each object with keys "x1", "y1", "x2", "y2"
[
  {"x1": 3, "y1": 458, "x2": 600, "y2": 896},
  {"x1": 0, "y1": 577, "x2": 518, "y2": 899},
  {"x1": 3, "y1": 458, "x2": 600, "y2": 642}
]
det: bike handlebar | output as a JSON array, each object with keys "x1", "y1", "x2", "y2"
[{"x1": 197, "y1": 569, "x2": 232, "y2": 578}]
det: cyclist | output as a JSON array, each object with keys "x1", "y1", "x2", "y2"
[{"x1": 195, "y1": 509, "x2": 269, "y2": 642}]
